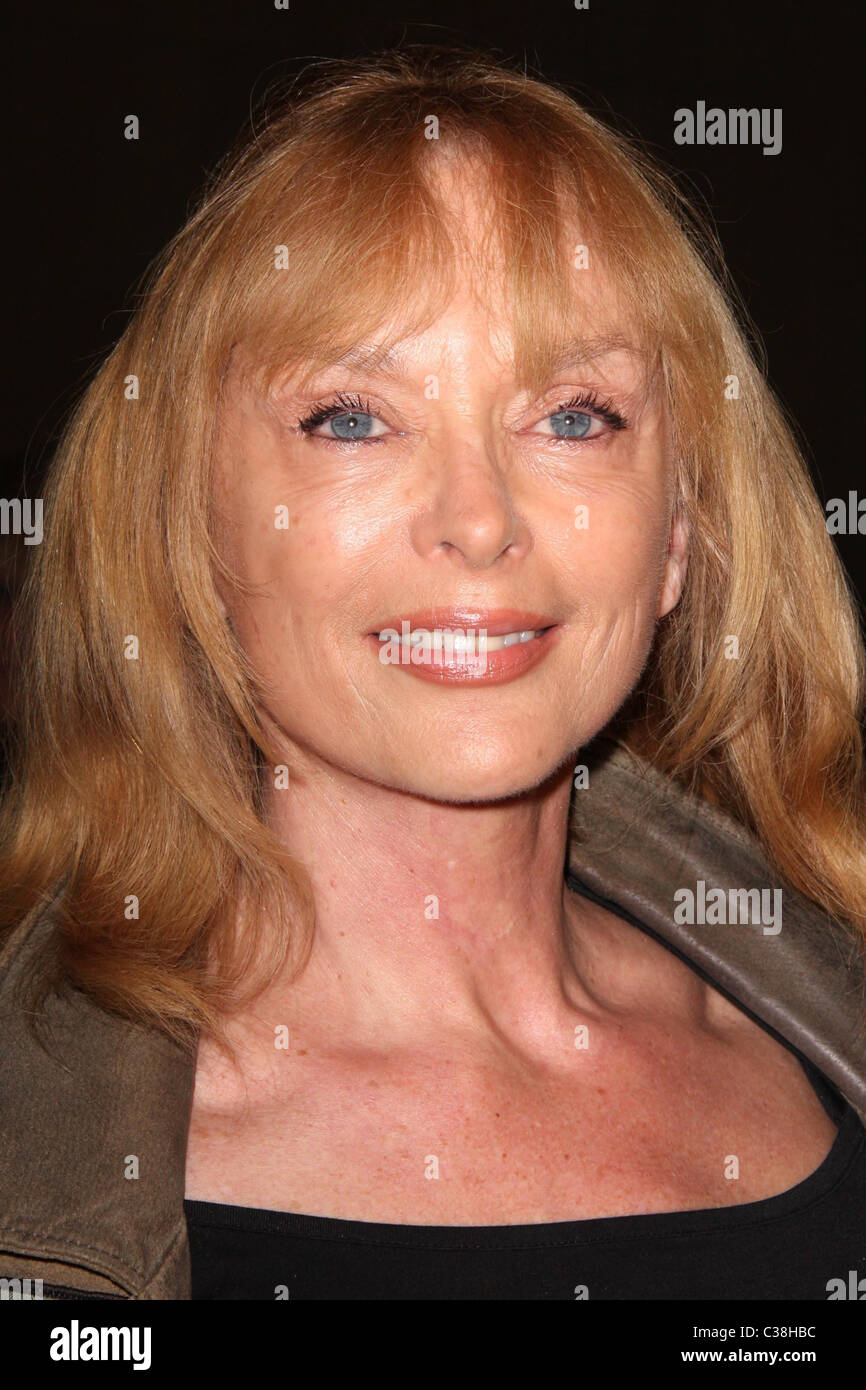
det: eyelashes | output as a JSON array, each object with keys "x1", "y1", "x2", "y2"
[
  {"x1": 554, "y1": 390, "x2": 627, "y2": 432},
  {"x1": 297, "y1": 392, "x2": 376, "y2": 435},
  {"x1": 296, "y1": 387, "x2": 630, "y2": 440}
]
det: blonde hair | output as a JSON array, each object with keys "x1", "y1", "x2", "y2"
[{"x1": 2, "y1": 45, "x2": 864, "y2": 1049}]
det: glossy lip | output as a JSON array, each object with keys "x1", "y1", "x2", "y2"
[
  {"x1": 368, "y1": 608, "x2": 556, "y2": 638},
  {"x1": 366, "y1": 608, "x2": 562, "y2": 686}
]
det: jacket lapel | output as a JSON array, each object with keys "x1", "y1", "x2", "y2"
[
  {"x1": 0, "y1": 909, "x2": 194, "y2": 1299},
  {"x1": 568, "y1": 738, "x2": 866, "y2": 1121}
]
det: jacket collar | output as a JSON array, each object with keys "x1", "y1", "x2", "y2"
[
  {"x1": 1, "y1": 735, "x2": 864, "y2": 1299},
  {"x1": 567, "y1": 738, "x2": 866, "y2": 1118}
]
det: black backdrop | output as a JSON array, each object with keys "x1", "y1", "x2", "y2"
[{"x1": 6, "y1": 0, "x2": 865, "y2": 605}]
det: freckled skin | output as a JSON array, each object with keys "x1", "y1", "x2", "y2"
[{"x1": 187, "y1": 164, "x2": 838, "y2": 1225}]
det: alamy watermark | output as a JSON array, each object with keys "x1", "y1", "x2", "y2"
[
  {"x1": 825, "y1": 491, "x2": 865, "y2": 535},
  {"x1": 49, "y1": 1320, "x2": 152, "y2": 1370},
  {"x1": 378, "y1": 623, "x2": 490, "y2": 671},
  {"x1": 674, "y1": 102, "x2": 782, "y2": 156},
  {"x1": 0, "y1": 497, "x2": 43, "y2": 545},
  {"x1": 0, "y1": 1276, "x2": 43, "y2": 1299},
  {"x1": 674, "y1": 880, "x2": 782, "y2": 934}
]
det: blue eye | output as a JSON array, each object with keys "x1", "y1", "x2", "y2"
[
  {"x1": 548, "y1": 409, "x2": 593, "y2": 439},
  {"x1": 298, "y1": 394, "x2": 386, "y2": 442},
  {"x1": 327, "y1": 411, "x2": 375, "y2": 440}
]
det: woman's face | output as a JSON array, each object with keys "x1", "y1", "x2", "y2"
[{"x1": 213, "y1": 176, "x2": 688, "y2": 802}]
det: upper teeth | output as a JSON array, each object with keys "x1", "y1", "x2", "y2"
[{"x1": 377, "y1": 628, "x2": 545, "y2": 652}]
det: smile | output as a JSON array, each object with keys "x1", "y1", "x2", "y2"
[
  {"x1": 367, "y1": 612, "x2": 560, "y2": 686},
  {"x1": 376, "y1": 627, "x2": 548, "y2": 653}
]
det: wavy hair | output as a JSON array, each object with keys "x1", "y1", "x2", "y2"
[{"x1": 2, "y1": 45, "x2": 864, "y2": 1048}]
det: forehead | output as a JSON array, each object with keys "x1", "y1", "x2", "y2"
[
  {"x1": 275, "y1": 327, "x2": 650, "y2": 399},
  {"x1": 269, "y1": 277, "x2": 644, "y2": 403},
  {"x1": 231, "y1": 142, "x2": 657, "y2": 402}
]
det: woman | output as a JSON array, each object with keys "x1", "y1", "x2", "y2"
[{"x1": 1, "y1": 46, "x2": 864, "y2": 1302}]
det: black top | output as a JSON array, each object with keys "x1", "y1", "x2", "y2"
[{"x1": 184, "y1": 879, "x2": 866, "y2": 1301}]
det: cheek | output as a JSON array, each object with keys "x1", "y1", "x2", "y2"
[
  {"x1": 559, "y1": 475, "x2": 670, "y2": 606},
  {"x1": 216, "y1": 445, "x2": 351, "y2": 626},
  {"x1": 555, "y1": 485, "x2": 671, "y2": 686},
  {"x1": 597, "y1": 509, "x2": 667, "y2": 606}
]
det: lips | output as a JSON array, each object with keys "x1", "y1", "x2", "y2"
[
  {"x1": 365, "y1": 607, "x2": 562, "y2": 686},
  {"x1": 369, "y1": 608, "x2": 556, "y2": 638}
]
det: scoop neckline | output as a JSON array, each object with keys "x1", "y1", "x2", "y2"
[
  {"x1": 183, "y1": 871, "x2": 863, "y2": 1250},
  {"x1": 183, "y1": 1101, "x2": 861, "y2": 1250}
]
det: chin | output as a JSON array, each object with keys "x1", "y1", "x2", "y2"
[{"x1": 387, "y1": 752, "x2": 570, "y2": 806}]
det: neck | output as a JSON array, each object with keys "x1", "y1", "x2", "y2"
[{"x1": 240, "y1": 750, "x2": 595, "y2": 1056}]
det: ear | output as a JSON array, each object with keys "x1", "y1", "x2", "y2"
[{"x1": 657, "y1": 502, "x2": 690, "y2": 620}]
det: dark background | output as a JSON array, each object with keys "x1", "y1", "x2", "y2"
[{"x1": 4, "y1": 0, "x2": 864, "y2": 656}]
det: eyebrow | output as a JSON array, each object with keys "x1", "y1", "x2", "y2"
[
  {"x1": 300, "y1": 333, "x2": 646, "y2": 384},
  {"x1": 541, "y1": 334, "x2": 647, "y2": 376}
]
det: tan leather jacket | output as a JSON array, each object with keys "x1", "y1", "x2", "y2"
[{"x1": 1, "y1": 739, "x2": 864, "y2": 1299}]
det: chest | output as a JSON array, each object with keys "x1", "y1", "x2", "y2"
[{"x1": 184, "y1": 1024, "x2": 838, "y2": 1224}]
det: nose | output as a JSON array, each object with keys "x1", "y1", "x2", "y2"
[{"x1": 409, "y1": 436, "x2": 530, "y2": 569}]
